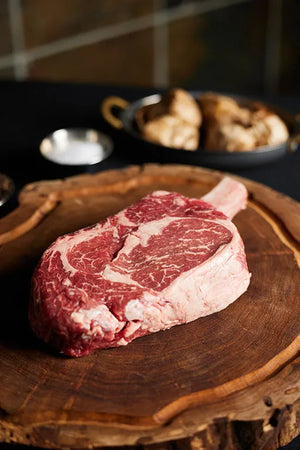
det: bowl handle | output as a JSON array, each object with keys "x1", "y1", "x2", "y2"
[
  {"x1": 288, "y1": 113, "x2": 300, "y2": 153},
  {"x1": 101, "y1": 96, "x2": 129, "y2": 129}
]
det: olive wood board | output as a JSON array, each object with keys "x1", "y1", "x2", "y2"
[{"x1": 0, "y1": 163, "x2": 299, "y2": 449}]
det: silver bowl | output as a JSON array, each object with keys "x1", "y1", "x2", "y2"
[
  {"x1": 0, "y1": 174, "x2": 15, "y2": 207},
  {"x1": 40, "y1": 128, "x2": 113, "y2": 166}
]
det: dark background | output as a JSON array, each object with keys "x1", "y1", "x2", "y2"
[{"x1": 0, "y1": 0, "x2": 299, "y2": 97}]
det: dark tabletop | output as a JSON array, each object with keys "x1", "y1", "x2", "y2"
[
  {"x1": 0, "y1": 81, "x2": 299, "y2": 450},
  {"x1": 0, "y1": 80, "x2": 299, "y2": 217}
]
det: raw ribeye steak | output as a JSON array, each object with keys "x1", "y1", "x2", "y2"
[{"x1": 29, "y1": 177, "x2": 251, "y2": 357}]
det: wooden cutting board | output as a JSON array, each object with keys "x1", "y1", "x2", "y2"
[{"x1": 0, "y1": 164, "x2": 299, "y2": 449}]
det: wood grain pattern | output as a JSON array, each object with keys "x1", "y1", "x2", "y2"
[{"x1": 0, "y1": 164, "x2": 299, "y2": 448}]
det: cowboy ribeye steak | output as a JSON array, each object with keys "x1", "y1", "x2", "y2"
[{"x1": 29, "y1": 177, "x2": 251, "y2": 357}]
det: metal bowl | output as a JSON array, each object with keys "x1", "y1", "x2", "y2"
[
  {"x1": 0, "y1": 174, "x2": 15, "y2": 207},
  {"x1": 40, "y1": 128, "x2": 113, "y2": 166},
  {"x1": 102, "y1": 92, "x2": 300, "y2": 169}
]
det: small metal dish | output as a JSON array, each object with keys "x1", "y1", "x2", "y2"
[
  {"x1": 0, "y1": 174, "x2": 15, "y2": 207},
  {"x1": 40, "y1": 128, "x2": 113, "y2": 166}
]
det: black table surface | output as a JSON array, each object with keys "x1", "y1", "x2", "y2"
[
  {"x1": 0, "y1": 80, "x2": 299, "y2": 212},
  {"x1": 0, "y1": 81, "x2": 299, "y2": 450}
]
